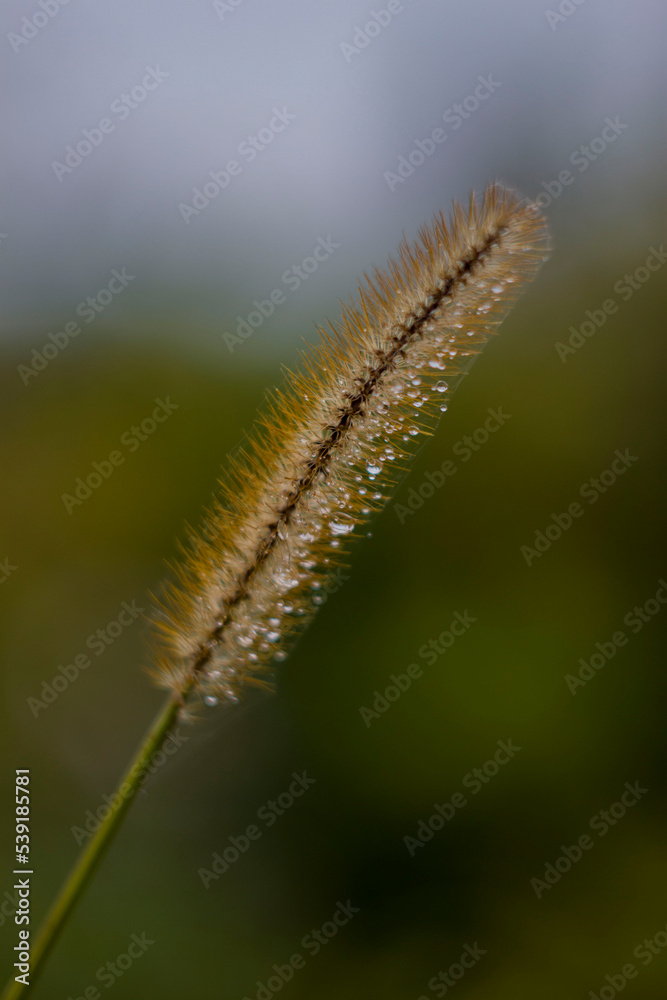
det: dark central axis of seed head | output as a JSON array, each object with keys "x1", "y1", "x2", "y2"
[{"x1": 192, "y1": 223, "x2": 504, "y2": 677}]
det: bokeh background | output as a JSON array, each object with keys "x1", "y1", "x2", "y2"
[{"x1": 1, "y1": 1, "x2": 666, "y2": 997}]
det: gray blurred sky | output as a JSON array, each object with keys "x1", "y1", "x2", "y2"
[{"x1": 2, "y1": 0, "x2": 666, "y2": 362}]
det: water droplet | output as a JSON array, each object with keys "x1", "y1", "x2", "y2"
[
  {"x1": 204, "y1": 695, "x2": 219, "y2": 707},
  {"x1": 435, "y1": 381, "x2": 448, "y2": 393},
  {"x1": 366, "y1": 462, "x2": 382, "y2": 475},
  {"x1": 331, "y1": 516, "x2": 355, "y2": 536},
  {"x1": 274, "y1": 650, "x2": 287, "y2": 662},
  {"x1": 266, "y1": 630, "x2": 280, "y2": 643},
  {"x1": 428, "y1": 359, "x2": 446, "y2": 370}
]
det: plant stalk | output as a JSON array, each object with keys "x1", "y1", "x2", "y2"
[{"x1": 1, "y1": 691, "x2": 187, "y2": 1000}]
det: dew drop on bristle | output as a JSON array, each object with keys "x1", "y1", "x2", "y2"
[{"x1": 330, "y1": 515, "x2": 355, "y2": 535}]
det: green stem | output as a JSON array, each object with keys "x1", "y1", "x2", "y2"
[{"x1": 2, "y1": 691, "x2": 187, "y2": 1000}]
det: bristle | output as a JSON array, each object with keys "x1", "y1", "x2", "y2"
[{"x1": 150, "y1": 184, "x2": 550, "y2": 710}]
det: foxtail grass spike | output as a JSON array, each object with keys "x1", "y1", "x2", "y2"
[{"x1": 150, "y1": 183, "x2": 550, "y2": 711}]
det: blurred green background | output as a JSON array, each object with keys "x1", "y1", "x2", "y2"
[{"x1": 1, "y1": 1, "x2": 666, "y2": 997}]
